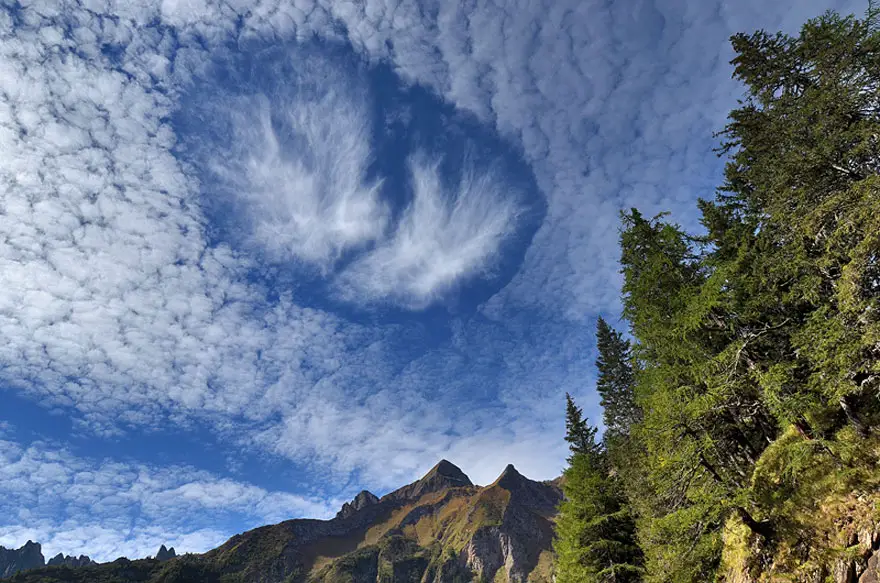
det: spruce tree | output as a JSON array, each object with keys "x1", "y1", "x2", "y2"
[
  {"x1": 595, "y1": 318, "x2": 640, "y2": 441},
  {"x1": 715, "y1": 11, "x2": 880, "y2": 435},
  {"x1": 611, "y1": 7, "x2": 880, "y2": 581},
  {"x1": 555, "y1": 395, "x2": 643, "y2": 583},
  {"x1": 565, "y1": 393, "x2": 599, "y2": 458}
]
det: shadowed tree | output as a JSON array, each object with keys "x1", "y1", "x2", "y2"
[
  {"x1": 555, "y1": 394, "x2": 643, "y2": 583},
  {"x1": 595, "y1": 317, "x2": 640, "y2": 444}
]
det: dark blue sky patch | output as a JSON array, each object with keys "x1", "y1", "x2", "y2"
[{"x1": 172, "y1": 36, "x2": 545, "y2": 319}]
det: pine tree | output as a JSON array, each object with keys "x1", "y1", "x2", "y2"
[
  {"x1": 555, "y1": 395, "x2": 643, "y2": 583},
  {"x1": 716, "y1": 10, "x2": 880, "y2": 436},
  {"x1": 618, "y1": 210, "x2": 776, "y2": 582},
  {"x1": 595, "y1": 318, "x2": 640, "y2": 441},
  {"x1": 565, "y1": 393, "x2": 599, "y2": 458},
  {"x1": 610, "y1": 7, "x2": 880, "y2": 581}
]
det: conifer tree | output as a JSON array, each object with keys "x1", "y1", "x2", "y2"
[
  {"x1": 610, "y1": 7, "x2": 880, "y2": 581},
  {"x1": 715, "y1": 10, "x2": 880, "y2": 436},
  {"x1": 595, "y1": 318, "x2": 640, "y2": 442},
  {"x1": 555, "y1": 396, "x2": 643, "y2": 583},
  {"x1": 565, "y1": 392, "x2": 599, "y2": 458}
]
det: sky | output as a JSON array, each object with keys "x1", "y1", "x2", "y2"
[{"x1": 0, "y1": 0, "x2": 865, "y2": 564}]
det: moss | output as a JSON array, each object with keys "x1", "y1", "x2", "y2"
[{"x1": 719, "y1": 430, "x2": 880, "y2": 581}]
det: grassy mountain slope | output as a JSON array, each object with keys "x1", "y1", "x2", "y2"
[{"x1": 6, "y1": 461, "x2": 561, "y2": 583}]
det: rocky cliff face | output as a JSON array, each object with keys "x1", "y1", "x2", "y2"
[
  {"x1": 720, "y1": 491, "x2": 880, "y2": 583},
  {"x1": 336, "y1": 491, "x2": 381, "y2": 520},
  {"x1": 6, "y1": 460, "x2": 562, "y2": 583},
  {"x1": 46, "y1": 553, "x2": 94, "y2": 568},
  {"x1": 460, "y1": 465, "x2": 559, "y2": 583},
  {"x1": 0, "y1": 541, "x2": 96, "y2": 577},
  {"x1": 156, "y1": 545, "x2": 177, "y2": 561},
  {"x1": 0, "y1": 541, "x2": 44, "y2": 578}
]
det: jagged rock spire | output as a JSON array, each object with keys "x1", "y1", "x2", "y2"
[
  {"x1": 386, "y1": 459, "x2": 473, "y2": 502},
  {"x1": 336, "y1": 490, "x2": 380, "y2": 519},
  {"x1": 156, "y1": 545, "x2": 176, "y2": 561}
]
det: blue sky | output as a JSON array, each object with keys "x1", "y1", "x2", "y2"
[{"x1": 0, "y1": 0, "x2": 864, "y2": 563}]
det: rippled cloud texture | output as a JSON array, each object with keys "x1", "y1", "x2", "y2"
[{"x1": 0, "y1": 0, "x2": 863, "y2": 562}]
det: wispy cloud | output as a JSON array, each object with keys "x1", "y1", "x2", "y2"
[
  {"x1": 199, "y1": 56, "x2": 387, "y2": 269},
  {"x1": 337, "y1": 155, "x2": 522, "y2": 308}
]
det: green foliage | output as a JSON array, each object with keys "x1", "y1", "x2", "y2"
[
  {"x1": 7, "y1": 558, "x2": 169, "y2": 583},
  {"x1": 314, "y1": 547, "x2": 379, "y2": 583},
  {"x1": 565, "y1": 393, "x2": 600, "y2": 459},
  {"x1": 566, "y1": 6, "x2": 880, "y2": 582},
  {"x1": 555, "y1": 396, "x2": 643, "y2": 583},
  {"x1": 595, "y1": 318, "x2": 641, "y2": 442}
]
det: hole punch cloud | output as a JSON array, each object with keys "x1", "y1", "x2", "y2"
[{"x1": 183, "y1": 45, "x2": 532, "y2": 310}]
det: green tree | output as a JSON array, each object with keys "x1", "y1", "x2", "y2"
[
  {"x1": 565, "y1": 393, "x2": 600, "y2": 458},
  {"x1": 612, "y1": 7, "x2": 880, "y2": 581},
  {"x1": 715, "y1": 10, "x2": 880, "y2": 436},
  {"x1": 618, "y1": 210, "x2": 777, "y2": 583},
  {"x1": 555, "y1": 396, "x2": 643, "y2": 583},
  {"x1": 595, "y1": 317, "x2": 640, "y2": 443}
]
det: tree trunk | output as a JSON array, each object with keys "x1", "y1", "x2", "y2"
[
  {"x1": 698, "y1": 454, "x2": 724, "y2": 484},
  {"x1": 734, "y1": 506, "x2": 775, "y2": 539},
  {"x1": 840, "y1": 395, "x2": 869, "y2": 438},
  {"x1": 793, "y1": 417, "x2": 815, "y2": 440}
]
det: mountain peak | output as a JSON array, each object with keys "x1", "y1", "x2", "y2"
[
  {"x1": 0, "y1": 541, "x2": 45, "y2": 578},
  {"x1": 156, "y1": 545, "x2": 176, "y2": 561},
  {"x1": 424, "y1": 459, "x2": 470, "y2": 482},
  {"x1": 386, "y1": 459, "x2": 473, "y2": 502},
  {"x1": 336, "y1": 489, "x2": 380, "y2": 520},
  {"x1": 495, "y1": 464, "x2": 525, "y2": 483},
  {"x1": 47, "y1": 553, "x2": 93, "y2": 568},
  {"x1": 491, "y1": 463, "x2": 529, "y2": 490}
]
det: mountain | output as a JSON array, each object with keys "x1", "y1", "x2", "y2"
[
  {"x1": 46, "y1": 554, "x2": 94, "y2": 568},
  {"x1": 0, "y1": 541, "x2": 95, "y2": 578},
  {"x1": 0, "y1": 542, "x2": 44, "y2": 578},
  {"x1": 3, "y1": 460, "x2": 562, "y2": 583},
  {"x1": 155, "y1": 546, "x2": 176, "y2": 562}
]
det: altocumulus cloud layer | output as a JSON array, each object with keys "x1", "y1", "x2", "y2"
[
  {"x1": 0, "y1": 427, "x2": 340, "y2": 562},
  {"x1": 0, "y1": 0, "x2": 864, "y2": 561}
]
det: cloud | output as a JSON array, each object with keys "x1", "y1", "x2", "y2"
[
  {"x1": 0, "y1": 436, "x2": 341, "y2": 562},
  {"x1": 336, "y1": 155, "x2": 523, "y2": 308},
  {"x1": 0, "y1": 4, "x2": 360, "y2": 438},
  {"x1": 310, "y1": 0, "x2": 864, "y2": 316},
  {"x1": 196, "y1": 54, "x2": 388, "y2": 269}
]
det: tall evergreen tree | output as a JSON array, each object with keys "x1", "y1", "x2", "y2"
[
  {"x1": 595, "y1": 318, "x2": 640, "y2": 441},
  {"x1": 555, "y1": 398, "x2": 644, "y2": 583},
  {"x1": 565, "y1": 392, "x2": 600, "y2": 458},
  {"x1": 715, "y1": 10, "x2": 880, "y2": 436},
  {"x1": 619, "y1": 210, "x2": 754, "y2": 583}
]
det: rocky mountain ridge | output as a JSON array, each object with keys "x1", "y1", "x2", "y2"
[
  {"x1": 3, "y1": 460, "x2": 562, "y2": 583},
  {"x1": 0, "y1": 541, "x2": 94, "y2": 578}
]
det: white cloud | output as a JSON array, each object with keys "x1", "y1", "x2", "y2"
[
  {"x1": 0, "y1": 437, "x2": 340, "y2": 562},
  {"x1": 0, "y1": 523, "x2": 230, "y2": 565},
  {"x1": 202, "y1": 59, "x2": 388, "y2": 269},
  {"x1": 337, "y1": 155, "x2": 522, "y2": 308},
  {"x1": 313, "y1": 0, "x2": 865, "y2": 316}
]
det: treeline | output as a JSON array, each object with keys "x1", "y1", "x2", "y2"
[{"x1": 555, "y1": 7, "x2": 880, "y2": 582}]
